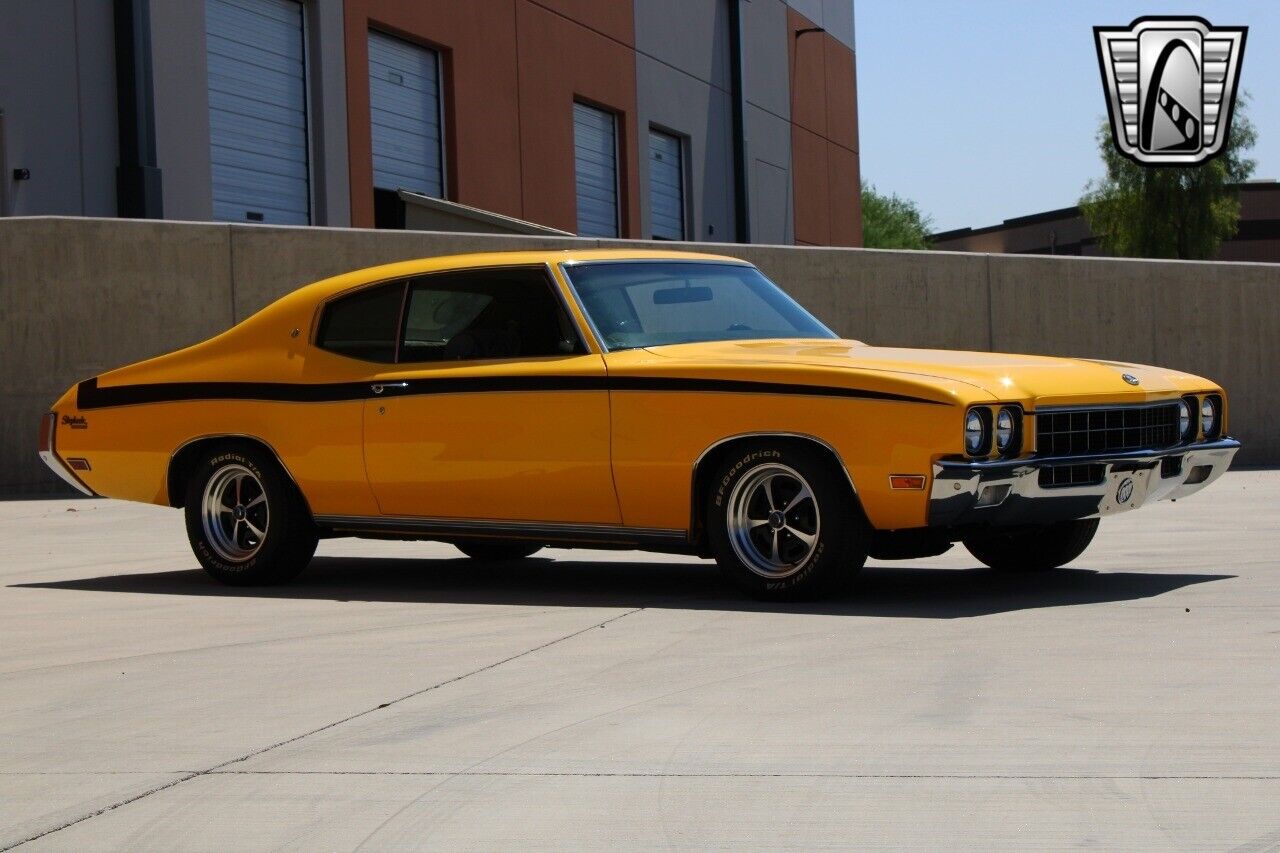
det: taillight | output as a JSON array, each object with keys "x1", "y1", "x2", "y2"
[{"x1": 38, "y1": 412, "x2": 56, "y2": 454}]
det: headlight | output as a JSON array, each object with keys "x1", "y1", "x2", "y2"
[
  {"x1": 965, "y1": 409, "x2": 989, "y2": 456},
  {"x1": 1177, "y1": 398, "x2": 1193, "y2": 440},
  {"x1": 994, "y1": 407, "x2": 1017, "y2": 453},
  {"x1": 1201, "y1": 396, "x2": 1219, "y2": 438}
]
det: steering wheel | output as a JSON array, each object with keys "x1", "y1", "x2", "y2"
[{"x1": 726, "y1": 322, "x2": 753, "y2": 332}]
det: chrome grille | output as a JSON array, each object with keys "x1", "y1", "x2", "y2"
[{"x1": 1035, "y1": 404, "x2": 1180, "y2": 457}]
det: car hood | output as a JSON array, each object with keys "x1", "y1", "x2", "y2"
[{"x1": 641, "y1": 339, "x2": 1211, "y2": 404}]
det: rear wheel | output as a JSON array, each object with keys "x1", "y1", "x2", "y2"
[
  {"x1": 454, "y1": 541, "x2": 542, "y2": 561},
  {"x1": 706, "y1": 442, "x2": 866, "y2": 600},
  {"x1": 964, "y1": 518, "x2": 1099, "y2": 572},
  {"x1": 183, "y1": 444, "x2": 317, "y2": 585}
]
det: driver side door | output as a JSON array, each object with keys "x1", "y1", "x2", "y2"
[{"x1": 356, "y1": 265, "x2": 619, "y2": 524}]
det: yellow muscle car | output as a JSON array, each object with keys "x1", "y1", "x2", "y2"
[{"x1": 39, "y1": 249, "x2": 1240, "y2": 599}]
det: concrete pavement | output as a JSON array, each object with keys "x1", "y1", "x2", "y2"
[{"x1": 1, "y1": 470, "x2": 1277, "y2": 849}]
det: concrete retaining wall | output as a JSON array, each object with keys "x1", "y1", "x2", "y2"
[{"x1": 3, "y1": 216, "x2": 1276, "y2": 495}]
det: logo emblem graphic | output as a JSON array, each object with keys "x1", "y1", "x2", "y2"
[
  {"x1": 1116, "y1": 477, "x2": 1135, "y2": 505},
  {"x1": 1095, "y1": 16, "x2": 1246, "y2": 165},
  {"x1": 1122, "y1": 373, "x2": 1140, "y2": 386}
]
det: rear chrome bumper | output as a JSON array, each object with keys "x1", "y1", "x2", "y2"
[
  {"x1": 38, "y1": 449, "x2": 96, "y2": 496},
  {"x1": 929, "y1": 437, "x2": 1240, "y2": 528}
]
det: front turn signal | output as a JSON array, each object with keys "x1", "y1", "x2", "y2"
[{"x1": 889, "y1": 475, "x2": 927, "y2": 490}]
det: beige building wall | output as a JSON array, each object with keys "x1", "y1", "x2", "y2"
[{"x1": 3, "y1": 217, "x2": 1276, "y2": 495}]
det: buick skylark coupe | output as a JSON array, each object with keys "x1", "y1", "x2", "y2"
[{"x1": 40, "y1": 250, "x2": 1240, "y2": 599}]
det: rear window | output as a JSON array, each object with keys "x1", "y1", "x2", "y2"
[{"x1": 315, "y1": 283, "x2": 403, "y2": 363}]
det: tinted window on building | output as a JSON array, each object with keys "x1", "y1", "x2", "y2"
[
  {"x1": 573, "y1": 102, "x2": 619, "y2": 238},
  {"x1": 316, "y1": 283, "x2": 404, "y2": 363},
  {"x1": 400, "y1": 268, "x2": 580, "y2": 362}
]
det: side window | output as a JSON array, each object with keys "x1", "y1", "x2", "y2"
[
  {"x1": 316, "y1": 282, "x2": 404, "y2": 363},
  {"x1": 400, "y1": 268, "x2": 581, "y2": 362}
]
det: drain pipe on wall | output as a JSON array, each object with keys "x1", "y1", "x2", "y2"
[
  {"x1": 0, "y1": 110, "x2": 8, "y2": 216},
  {"x1": 113, "y1": 0, "x2": 163, "y2": 218},
  {"x1": 728, "y1": 0, "x2": 750, "y2": 243}
]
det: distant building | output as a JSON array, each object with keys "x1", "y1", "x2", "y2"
[
  {"x1": 0, "y1": 0, "x2": 861, "y2": 246},
  {"x1": 931, "y1": 181, "x2": 1280, "y2": 262}
]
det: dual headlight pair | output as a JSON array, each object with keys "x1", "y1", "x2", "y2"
[
  {"x1": 965, "y1": 406, "x2": 1019, "y2": 457},
  {"x1": 1177, "y1": 395, "x2": 1221, "y2": 441}
]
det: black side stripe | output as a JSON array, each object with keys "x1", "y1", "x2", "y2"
[{"x1": 76, "y1": 375, "x2": 948, "y2": 410}]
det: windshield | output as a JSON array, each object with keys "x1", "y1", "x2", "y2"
[{"x1": 563, "y1": 261, "x2": 836, "y2": 351}]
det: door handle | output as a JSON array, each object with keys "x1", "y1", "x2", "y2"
[{"x1": 370, "y1": 382, "x2": 409, "y2": 395}]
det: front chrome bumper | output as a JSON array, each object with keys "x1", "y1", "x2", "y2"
[{"x1": 929, "y1": 437, "x2": 1240, "y2": 528}]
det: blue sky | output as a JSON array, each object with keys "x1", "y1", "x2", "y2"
[{"x1": 854, "y1": 1, "x2": 1280, "y2": 232}]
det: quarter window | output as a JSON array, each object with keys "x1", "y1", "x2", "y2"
[{"x1": 315, "y1": 283, "x2": 403, "y2": 363}]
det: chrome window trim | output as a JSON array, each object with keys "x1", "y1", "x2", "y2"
[
  {"x1": 556, "y1": 258, "x2": 834, "y2": 354},
  {"x1": 559, "y1": 257, "x2": 754, "y2": 267},
  {"x1": 556, "y1": 262, "x2": 610, "y2": 353},
  {"x1": 313, "y1": 262, "x2": 594, "y2": 365}
]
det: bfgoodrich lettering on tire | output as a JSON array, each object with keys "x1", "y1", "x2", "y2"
[
  {"x1": 183, "y1": 443, "x2": 318, "y2": 585},
  {"x1": 706, "y1": 441, "x2": 866, "y2": 600}
]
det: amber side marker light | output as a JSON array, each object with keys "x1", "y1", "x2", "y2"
[{"x1": 889, "y1": 475, "x2": 927, "y2": 490}]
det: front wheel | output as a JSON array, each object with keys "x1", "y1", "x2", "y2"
[
  {"x1": 183, "y1": 444, "x2": 317, "y2": 585},
  {"x1": 706, "y1": 442, "x2": 867, "y2": 600},
  {"x1": 963, "y1": 518, "x2": 1099, "y2": 572}
]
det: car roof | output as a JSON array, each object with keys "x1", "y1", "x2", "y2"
[{"x1": 290, "y1": 248, "x2": 749, "y2": 305}]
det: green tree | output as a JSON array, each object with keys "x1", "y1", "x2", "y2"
[
  {"x1": 861, "y1": 181, "x2": 934, "y2": 249},
  {"x1": 1080, "y1": 96, "x2": 1257, "y2": 259}
]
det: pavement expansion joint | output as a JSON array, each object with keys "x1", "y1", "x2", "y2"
[{"x1": 1, "y1": 607, "x2": 644, "y2": 851}]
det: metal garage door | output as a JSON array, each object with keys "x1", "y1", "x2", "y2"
[
  {"x1": 206, "y1": 0, "x2": 310, "y2": 225},
  {"x1": 368, "y1": 31, "x2": 444, "y2": 198},
  {"x1": 573, "y1": 102, "x2": 619, "y2": 238},
  {"x1": 648, "y1": 129, "x2": 685, "y2": 240}
]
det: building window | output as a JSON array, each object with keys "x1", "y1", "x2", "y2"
[
  {"x1": 573, "y1": 101, "x2": 619, "y2": 238},
  {"x1": 647, "y1": 128, "x2": 686, "y2": 240},
  {"x1": 206, "y1": 0, "x2": 311, "y2": 225},
  {"x1": 368, "y1": 30, "x2": 445, "y2": 227}
]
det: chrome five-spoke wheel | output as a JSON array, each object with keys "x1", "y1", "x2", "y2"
[
  {"x1": 726, "y1": 463, "x2": 821, "y2": 579},
  {"x1": 201, "y1": 463, "x2": 269, "y2": 562},
  {"x1": 185, "y1": 444, "x2": 316, "y2": 585}
]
